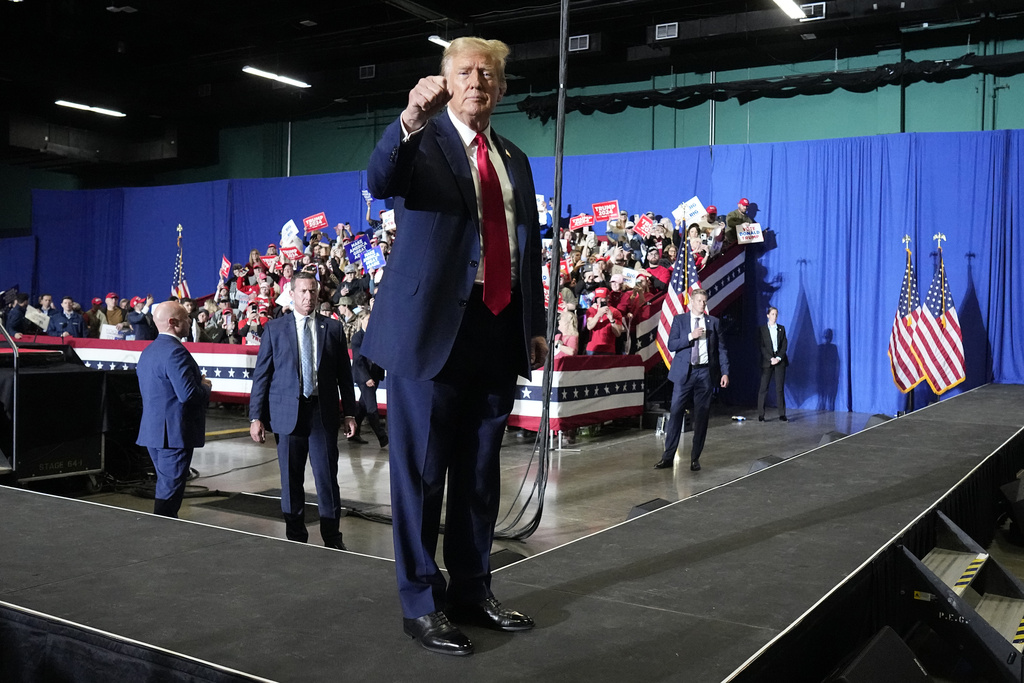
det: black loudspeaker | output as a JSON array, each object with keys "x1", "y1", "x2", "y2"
[
  {"x1": 819, "y1": 430, "x2": 847, "y2": 446},
  {"x1": 748, "y1": 455, "x2": 783, "y2": 474},
  {"x1": 1000, "y1": 479, "x2": 1024, "y2": 535},
  {"x1": 628, "y1": 498, "x2": 672, "y2": 520},
  {"x1": 830, "y1": 626, "x2": 931, "y2": 682},
  {"x1": 865, "y1": 413, "x2": 893, "y2": 428},
  {"x1": 489, "y1": 548, "x2": 527, "y2": 570}
]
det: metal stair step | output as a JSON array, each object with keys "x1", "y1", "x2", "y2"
[
  {"x1": 922, "y1": 547, "x2": 988, "y2": 595},
  {"x1": 975, "y1": 594, "x2": 1024, "y2": 652}
]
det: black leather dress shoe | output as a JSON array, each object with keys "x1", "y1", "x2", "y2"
[
  {"x1": 448, "y1": 597, "x2": 535, "y2": 632},
  {"x1": 757, "y1": 415, "x2": 765, "y2": 422},
  {"x1": 323, "y1": 538, "x2": 348, "y2": 551},
  {"x1": 403, "y1": 612, "x2": 473, "y2": 656},
  {"x1": 690, "y1": 460, "x2": 701, "y2": 471},
  {"x1": 779, "y1": 415, "x2": 788, "y2": 422},
  {"x1": 348, "y1": 435, "x2": 369, "y2": 444},
  {"x1": 653, "y1": 459, "x2": 673, "y2": 470}
]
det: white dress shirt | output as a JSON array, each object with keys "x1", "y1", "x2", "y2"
[{"x1": 691, "y1": 314, "x2": 708, "y2": 365}]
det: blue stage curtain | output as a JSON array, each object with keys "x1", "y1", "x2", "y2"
[
  {"x1": 0, "y1": 236, "x2": 38, "y2": 296},
  {"x1": 24, "y1": 131, "x2": 1024, "y2": 415},
  {"x1": 230, "y1": 173, "x2": 365, "y2": 261},
  {"x1": 31, "y1": 188, "x2": 124, "y2": 303},
  {"x1": 121, "y1": 181, "x2": 230, "y2": 301}
]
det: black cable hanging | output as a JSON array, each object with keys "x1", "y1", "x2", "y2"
[{"x1": 494, "y1": 0, "x2": 570, "y2": 541}]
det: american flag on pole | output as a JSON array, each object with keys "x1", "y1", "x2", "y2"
[
  {"x1": 655, "y1": 243, "x2": 702, "y2": 368},
  {"x1": 635, "y1": 243, "x2": 746, "y2": 369},
  {"x1": 887, "y1": 244, "x2": 924, "y2": 393},
  {"x1": 171, "y1": 224, "x2": 191, "y2": 299},
  {"x1": 912, "y1": 242, "x2": 965, "y2": 395}
]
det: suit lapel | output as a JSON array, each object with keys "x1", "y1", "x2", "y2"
[
  {"x1": 314, "y1": 313, "x2": 326, "y2": 368},
  {"x1": 434, "y1": 114, "x2": 481, "y2": 229}
]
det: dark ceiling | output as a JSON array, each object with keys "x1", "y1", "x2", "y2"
[{"x1": 1, "y1": 0, "x2": 1021, "y2": 174}]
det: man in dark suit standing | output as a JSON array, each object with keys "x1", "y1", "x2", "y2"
[
  {"x1": 655, "y1": 289, "x2": 729, "y2": 472},
  {"x1": 249, "y1": 272, "x2": 358, "y2": 550},
  {"x1": 136, "y1": 301, "x2": 212, "y2": 518},
  {"x1": 364, "y1": 36, "x2": 547, "y2": 656},
  {"x1": 757, "y1": 306, "x2": 788, "y2": 422}
]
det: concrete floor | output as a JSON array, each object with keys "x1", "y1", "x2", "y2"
[{"x1": 73, "y1": 403, "x2": 889, "y2": 565}]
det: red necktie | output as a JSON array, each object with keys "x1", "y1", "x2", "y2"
[{"x1": 475, "y1": 133, "x2": 511, "y2": 315}]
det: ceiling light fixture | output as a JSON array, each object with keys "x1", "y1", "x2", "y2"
[
  {"x1": 55, "y1": 100, "x2": 126, "y2": 117},
  {"x1": 428, "y1": 35, "x2": 451, "y2": 49},
  {"x1": 772, "y1": 0, "x2": 806, "y2": 19},
  {"x1": 242, "y1": 66, "x2": 311, "y2": 89}
]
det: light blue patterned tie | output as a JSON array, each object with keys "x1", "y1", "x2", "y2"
[{"x1": 301, "y1": 317, "x2": 314, "y2": 398}]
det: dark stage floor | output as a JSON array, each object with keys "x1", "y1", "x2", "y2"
[{"x1": 3, "y1": 384, "x2": 1023, "y2": 681}]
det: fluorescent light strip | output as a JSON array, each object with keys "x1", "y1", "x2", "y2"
[
  {"x1": 773, "y1": 0, "x2": 806, "y2": 19},
  {"x1": 242, "y1": 66, "x2": 311, "y2": 88},
  {"x1": 428, "y1": 35, "x2": 451, "y2": 49},
  {"x1": 55, "y1": 100, "x2": 126, "y2": 117}
]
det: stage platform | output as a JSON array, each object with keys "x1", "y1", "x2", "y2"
[{"x1": 3, "y1": 384, "x2": 1024, "y2": 681}]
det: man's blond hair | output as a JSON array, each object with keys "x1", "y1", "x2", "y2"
[{"x1": 441, "y1": 37, "x2": 510, "y2": 95}]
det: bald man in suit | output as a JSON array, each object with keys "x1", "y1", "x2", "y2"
[{"x1": 136, "y1": 301, "x2": 212, "y2": 518}]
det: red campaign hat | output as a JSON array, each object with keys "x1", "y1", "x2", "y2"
[
  {"x1": 738, "y1": 198, "x2": 750, "y2": 206},
  {"x1": 707, "y1": 205, "x2": 717, "y2": 214},
  {"x1": 91, "y1": 297, "x2": 102, "y2": 306},
  {"x1": 635, "y1": 272, "x2": 649, "y2": 279},
  {"x1": 130, "y1": 296, "x2": 142, "y2": 307},
  {"x1": 222, "y1": 307, "x2": 233, "y2": 314},
  {"x1": 268, "y1": 243, "x2": 277, "y2": 248},
  {"x1": 594, "y1": 287, "x2": 609, "y2": 299},
  {"x1": 106, "y1": 292, "x2": 118, "y2": 299}
]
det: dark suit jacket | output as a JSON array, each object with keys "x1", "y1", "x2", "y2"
[
  {"x1": 349, "y1": 327, "x2": 383, "y2": 387},
  {"x1": 248, "y1": 313, "x2": 358, "y2": 435},
  {"x1": 759, "y1": 324, "x2": 788, "y2": 368},
  {"x1": 361, "y1": 112, "x2": 545, "y2": 382},
  {"x1": 136, "y1": 334, "x2": 210, "y2": 449},
  {"x1": 666, "y1": 312, "x2": 730, "y2": 384}
]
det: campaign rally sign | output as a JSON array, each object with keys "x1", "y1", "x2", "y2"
[
  {"x1": 219, "y1": 255, "x2": 231, "y2": 280},
  {"x1": 592, "y1": 200, "x2": 619, "y2": 222},
  {"x1": 362, "y1": 247, "x2": 387, "y2": 271},
  {"x1": 303, "y1": 211, "x2": 329, "y2": 234},
  {"x1": 259, "y1": 255, "x2": 277, "y2": 270},
  {"x1": 737, "y1": 222, "x2": 764, "y2": 244},
  {"x1": 381, "y1": 209, "x2": 396, "y2": 232},
  {"x1": 680, "y1": 197, "x2": 707, "y2": 226},
  {"x1": 361, "y1": 189, "x2": 373, "y2": 204},
  {"x1": 345, "y1": 234, "x2": 372, "y2": 264},
  {"x1": 280, "y1": 245, "x2": 303, "y2": 261},
  {"x1": 633, "y1": 214, "x2": 654, "y2": 238},
  {"x1": 569, "y1": 214, "x2": 595, "y2": 231}
]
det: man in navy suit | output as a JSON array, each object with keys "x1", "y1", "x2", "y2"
[
  {"x1": 249, "y1": 272, "x2": 358, "y2": 550},
  {"x1": 757, "y1": 306, "x2": 788, "y2": 422},
  {"x1": 655, "y1": 288, "x2": 730, "y2": 472},
  {"x1": 364, "y1": 37, "x2": 547, "y2": 656},
  {"x1": 136, "y1": 301, "x2": 212, "y2": 518}
]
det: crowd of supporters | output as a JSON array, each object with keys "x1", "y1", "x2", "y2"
[{"x1": 2, "y1": 197, "x2": 752, "y2": 357}]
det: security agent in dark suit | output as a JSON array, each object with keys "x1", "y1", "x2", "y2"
[
  {"x1": 655, "y1": 288, "x2": 730, "y2": 472},
  {"x1": 135, "y1": 302, "x2": 212, "y2": 517},
  {"x1": 248, "y1": 272, "x2": 358, "y2": 550},
  {"x1": 757, "y1": 306, "x2": 788, "y2": 422},
  {"x1": 364, "y1": 37, "x2": 548, "y2": 656}
]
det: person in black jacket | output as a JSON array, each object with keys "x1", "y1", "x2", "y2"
[{"x1": 349, "y1": 304, "x2": 388, "y2": 448}]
